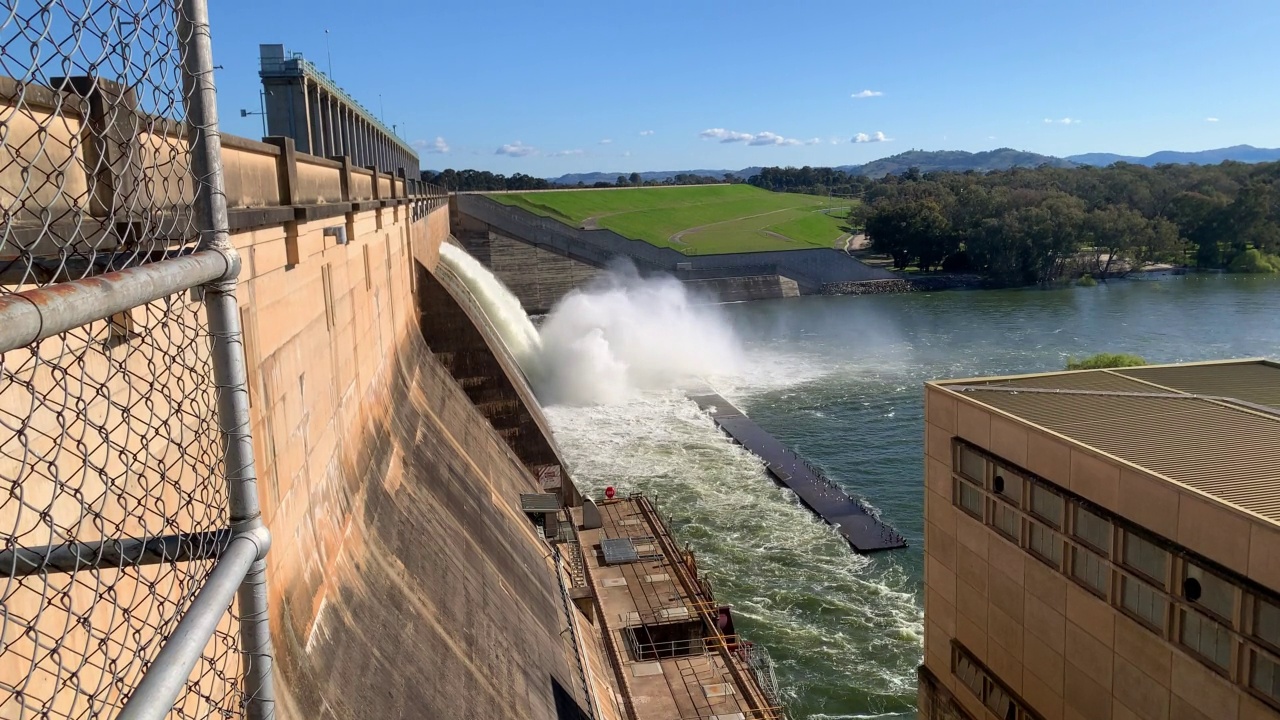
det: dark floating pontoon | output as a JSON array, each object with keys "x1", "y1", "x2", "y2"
[{"x1": 688, "y1": 390, "x2": 908, "y2": 554}]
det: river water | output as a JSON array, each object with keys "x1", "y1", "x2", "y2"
[{"x1": 542, "y1": 273, "x2": 1280, "y2": 720}]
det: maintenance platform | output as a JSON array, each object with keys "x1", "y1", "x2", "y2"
[{"x1": 547, "y1": 494, "x2": 787, "y2": 720}]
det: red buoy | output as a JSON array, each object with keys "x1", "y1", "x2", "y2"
[{"x1": 604, "y1": 486, "x2": 616, "y2": 500}]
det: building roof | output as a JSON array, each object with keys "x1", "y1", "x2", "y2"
[{"x1": 933, "y1": 359, "x2": 1280, "y2": 523}]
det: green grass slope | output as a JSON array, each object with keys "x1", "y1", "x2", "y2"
[{"x1": 487, "y1": 185, "x2": 851, "y2": 254}]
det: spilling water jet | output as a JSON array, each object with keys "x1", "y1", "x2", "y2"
[{"x1": 439, "y1": 245, "x2": 742, "y2": 406}]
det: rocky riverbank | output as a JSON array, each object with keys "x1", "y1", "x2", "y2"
[{"x1": 821, "y1": 274, "x2": 981, "y2": 296}]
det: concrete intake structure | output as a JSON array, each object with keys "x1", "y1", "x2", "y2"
[{"x1": 259, "y1": 44, "x2": 419, "y2": 176}]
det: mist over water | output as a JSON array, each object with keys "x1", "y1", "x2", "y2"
[
  {"x1": 437, "y1": 246, "x2": 1280, "y2": 719},
  {"x1": 440, "y1": 245, "x2": 743, "y2": 405},
  {"x1": 533, "y1": 264, "x2": 743, "y2": 405}
]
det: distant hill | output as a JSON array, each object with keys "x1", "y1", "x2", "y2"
[
  {"x1": 1068, "y1": 145, "x2": 1280, "y2": 167},
  {"x1": 549, "y1": 167, "x2": 762, "y2": 185},
  {"x1": 542, "y1": 145, "x2": 1280, "y2": 186},
  {"x1": 839, "y1": 148, "x2": 1075, "y2": 177}
]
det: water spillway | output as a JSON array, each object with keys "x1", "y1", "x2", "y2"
[{"x1": 688, "y1": 390, "x2": 907, "y2": 553}]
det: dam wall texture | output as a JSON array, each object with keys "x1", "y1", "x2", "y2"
[
  {"x1": 0, "y1": 48, "x2": 614, "y2": 720},
  {"x1": 233, "y1": 164, "x2": 608, "y2": 719},
  {"x1": 454, "y1": 192, "x2": 894, "y2": 311}
]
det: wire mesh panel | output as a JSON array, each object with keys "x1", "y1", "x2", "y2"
[{"x1": 0, "y1": 2, "x2": 242, "y2": 718}]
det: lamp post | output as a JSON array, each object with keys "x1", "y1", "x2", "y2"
[
  {"x1": 239, "y1": 90, "x2": 267, "y2": 137},
  {"x1": 324, "y1": 29, "x2": 334, "y2": 79}
]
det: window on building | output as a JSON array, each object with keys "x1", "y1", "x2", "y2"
[
  {"x1": 1120, "y1": 532, "x2": 1168, "y2": 631},
  {"x1": 1257, "y1": 597, "x2": 1280, "y2": 651},
  {"x1": 1027, "y1": 484, "x2": 1063, "y2": 568},
  {"x1": 1123, "y1": 532, "x2": 1168, "y2": 583},
  {"x1": 984, "y1": 680, "x2": 1016, "y2": 720},
  {"x1": 1029, "y1": 483, "x2": 1063, "y2": 527},
  {"x1": 1251, "y1": 650, "x2": 1280, "y2": 705},
  {"x1": 1250, "y1": 597, "x2": 1280, "y2": 704},
  {"x1": 952, "y1": 643, "x2": 1024, "y2": 720},
  {"x1": 954, "y1": 648, "x2": 983, "y2": 699},
  {"x1": 1072, "y1": 548, "x2": 1109, "y2": 597},
  {"x1": 1070, "y1": 505, "x2": 1111, "y2": 596},
  {"x1": 1181, "y1": 607, "x2": 1233, "y2": 671},
  {"x1": 956, "y1": 478, "x2": 983, "y2": 520},
  {"x1": 993, "y1": 465, "x2": 1022, "y2": 504},
  {"x1": 1184, "y1": 563, "x2": 1235, "y2": 623},
  {"x1": 1122, "y1": 575, "x2": 1167, "y2": 631},
  {"x1": 990, "y1": 466, "x2": 1022, "y2": 541},
  {"x1": 992, "y1": 500, "x2": 1020, "y2": 542},
  {"x1": 1073, "y1": 505, "x2": 1110, "y2": 552},
  {"x1": 1029, "y1": 522, "x2": 1062, "y2": 569},
  {"x1": 958, "y1": 445, "x2": 987, "y2": 483}
]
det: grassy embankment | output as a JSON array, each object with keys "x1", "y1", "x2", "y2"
[{"x1": 488, "y1": 184, "x2": 853, "y2": 254}]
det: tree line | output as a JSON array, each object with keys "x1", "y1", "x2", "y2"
[{"x1": 748, "y1": 162, "x2": 1280, "y2": 285}]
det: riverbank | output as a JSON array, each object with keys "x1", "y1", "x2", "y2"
[{"x1": 821, "y1": 275, "x2": 982, "y2": 296}]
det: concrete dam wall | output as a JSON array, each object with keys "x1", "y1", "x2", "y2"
[
  {"x1": 228, "y1": 150, "x2": 613, "y2": 719},
  {"x1": 1, "y1": 120, "x2": 615, "y2": 719}
]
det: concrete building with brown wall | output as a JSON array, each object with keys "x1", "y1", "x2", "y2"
[{"x1": 919, "y1": 360, "x2": 1280, "y2": 720}]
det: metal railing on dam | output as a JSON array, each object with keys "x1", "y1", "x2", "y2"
[
  {"x1": 0, "y1": 5, "x2": 445, "y2": 718},
  {"x1": 455, "y1": 193, "x2": 896, "y2": 292}
]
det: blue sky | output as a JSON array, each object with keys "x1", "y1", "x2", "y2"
[{"x1": 211, "y1": 0, "x2": 1280, "y2": 177}]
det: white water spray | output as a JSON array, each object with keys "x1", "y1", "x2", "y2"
[
  {"x1": 437, "y1": 246, "x2": 743, "y2": 406},
  {"x1": 534, "y1": 265, "x2": 743, "y2": 405}
]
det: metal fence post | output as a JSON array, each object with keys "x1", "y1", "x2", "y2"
[{"x1": 179, "y1": 1, "x2": 276, "y2": 717}]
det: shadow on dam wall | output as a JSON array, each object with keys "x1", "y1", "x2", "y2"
[
  {"x1": 273, "y1": 324, "x2": 584, "y2": 719},
  {"x1": 267, "y1": 256, "x2": 593, "y2": 716}
]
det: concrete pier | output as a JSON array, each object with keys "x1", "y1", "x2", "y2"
[{"x1": 689, "y1": 391, "x2": 907, "y2": 554}]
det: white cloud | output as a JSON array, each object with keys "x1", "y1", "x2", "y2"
[
  {"x1": 550, "y1": 149, "x2": 584, "y2": 157},
  {"x1": 853, "y1": 131, "x2": 891, "y2": 143},
  {"x1": 829, "y1": 137, "x2": 843, "y2": 145},
  {"x1": 598, "y1": 138, "x2": 613, "y2": 144},
  {"x1": 700, "y1": 128, "x2": 805, "y2": 146},
  {"x1": 1205, "y1": 117, "x2": 1220, "y2": 123},
  {"x1": 851, "y1": 90, "x2": 883, "y2": 98},
  {"x1": 988, "y1": 135, "x2": 998, "y2": 140},
  {"x1": 622, "y1": 151, "x2": 632, "y2": 157},
  {"x1": 1043, "y1": 117, "x2": 1081, "y2": 125},
  {"x1": 639, "y1": 129, "x2": 655, "y2": 136},
  {"x1": 413, "y1": 136, "x2": 449, "y2": 154},
  {"x1": 495, "y1": 141, "x2": 537, "y2": 157},
  {"x1": 805, "y1": 138, "x2": 822, "y2": 145},
  {"x1": 748, "y1": 131, "x2": 803, "y2": 146},
  {"x1": 700, "y1": 128, "x2": 755, "y2": 143}
]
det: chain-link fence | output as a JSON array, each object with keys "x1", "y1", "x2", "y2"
[{"x1": 0, "y1": 2, "x2": 269, "y2": 718}]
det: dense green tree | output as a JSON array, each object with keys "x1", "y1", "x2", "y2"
[
  {"x1": 1065, "y1": 353, "x2": 1147, "y2": 370},
  {"x1": 421, "y1": 168, "x2": 554, "y2": 192},
  {"x1": 750, "y1": 158, "x2": 1280, "y2": 283}
]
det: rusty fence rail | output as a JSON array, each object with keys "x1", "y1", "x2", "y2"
[{"x1": 0, "y1": 2, "x2": 274, "y2": 719}]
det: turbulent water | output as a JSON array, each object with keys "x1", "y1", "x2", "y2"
[{"x1": 435, "y1": 250, "x2": 1280, "y2": 720}]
